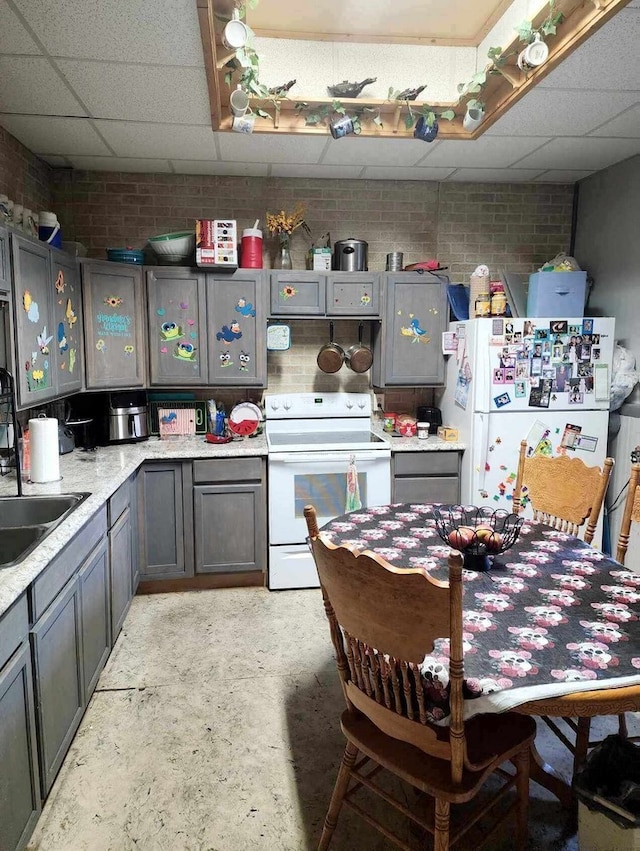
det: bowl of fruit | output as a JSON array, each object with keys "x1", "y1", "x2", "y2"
[{"x1": 433, "y1": 505, "x2": 523, "y2": 572}]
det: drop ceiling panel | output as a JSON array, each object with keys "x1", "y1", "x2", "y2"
[
  {"x1": 94, "y1": 121, "x2": 218, "y2": 159},
  {"x1": 68, "y1": 156, "x2": 172, "y2": 173},
  {"x1": 0, "y1": 56, "x2": 86, "y2": 115},
  {"x1": 538, "y1": 8, "x2": 640, "y2": 90},
  {"x1": 322, "y1": 136, "x2": 432, "y2": 166},
  {"x1": 588, "y1": 105, "x2": 640, "y2": 138},
  {"x1": 0, "y1": 3, "x2": 41, "y2": 54},
  {"x1": 533, "y1": 169, "x2": 595, "y2": 182},
  {"x1": 271, "y1": 164, "x2": 364, "y2": 178},
  {"x1": 445, "y1": 167, "x2": 546, "y2": 182},
  {"x1": 515, "y1": 137, "x2": 640, "y2": 171},
  {"x1": 15, "y1": 0, "x2": 204, "y2": 65},
  {"x1": 418, "y1": 136, "x2": 549, "y2": 168},
  {"x1": 56, "y1": 61, "x2": 211, "y2": 124},
  {"x1": 217, "y1": 133, "x2": 328, "y2": 164},
  {"x1": 362, "y1": 165, "x2": 456, "y2": 180},
  {"x1": 171, "y1": 161, "x2": 269, "y2": 176},
  {"x1": 484, "y1": 89, "x2": 640, "y2": 137},
  {"x1": 0, "y1": 115, "x2": 111, "y2": 156}
]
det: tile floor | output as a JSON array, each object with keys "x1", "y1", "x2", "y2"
[{"x1": 26, "y1": 588, "x2": 632, "y2": 850}]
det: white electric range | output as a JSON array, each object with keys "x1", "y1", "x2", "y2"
[{"x1": 265, "y1": 392, "x2": 391, "y2": 590}]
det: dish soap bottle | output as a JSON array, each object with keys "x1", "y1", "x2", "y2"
[{"x1": 215, "y1": 404, "x2": 226, "y2": 437}]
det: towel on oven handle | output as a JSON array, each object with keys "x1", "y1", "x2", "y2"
[{"x1": 345, "y1": 453, "x2": 362, "y2": 512}]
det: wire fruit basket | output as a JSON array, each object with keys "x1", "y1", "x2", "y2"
[{"x1": 433, "y1": 505, "x2": 523, "y2": 572}]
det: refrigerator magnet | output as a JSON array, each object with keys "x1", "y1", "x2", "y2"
[
  {"x1": 576, "y1": 434, "x2": 598, "y2": 452},
  {"x1": 494, "y1": 392, "x2": 511, "y2": 408}
]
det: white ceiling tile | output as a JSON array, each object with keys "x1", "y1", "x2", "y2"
[
  {"x1": 533, "y1": 170, "x2": 595, "y2": 182},
  {"x1": 0, "y1": 56, "x2": 85, "y2": 115},
  {"x1": 514, "y1": 137, "x2": 640, "y2": 170},
  {"x1": 418, "y1": 136, "x2": 549, "y2": 168},
  {"x1": 68, "y1": 156, "x2": 172, "y2": 172},
  {"x1": 16, "y1": 0, "x2": 204, "y2": 65},
  {"x1": 444, "y1": 168, "x2": 546, "y2": 182},
  {"x1": 362, "y1": 166, "x2": 456, "y2": 180},
  {"x1": 271, "y1": 164, "x2": 364, "y2": 178},
  {"x1": 538, "y1": 9, "x2": 640, "y2": 90},
  {"x1": 171, "y1": 161, "x2": 269, "y2": 176},
  {"x1": 217, "y1": 133, "x2": 328, "y2": 164},
  {"x1": 0, "y1": 3, "x2": 41, "y2": 53},
  {"x1": 0, "y1": 114, "x2": 111, "y2": 155},
  {"x1": 56, "y1": 61, "x2": 211, "y2": 124},
  {"x1": 588, "y1": 104, "x2": 640, "y2": 138},
  {"x1": 321, "y1": 136, "x2": 434, "y2": 166},
  {"x1": 485, "y1": 89, "x2": 640, "y2": 137},
  {"x1": 93, "y1": 121, "x2": 218, "y2": 159}
]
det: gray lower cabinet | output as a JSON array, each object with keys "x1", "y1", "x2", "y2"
[
  {"x1": 78, "y1": 538, "x2": 111, "y2": 702},
  {"x1": 0, "y1": 225, "x2": 9, "y2": 293},
  {"x1": 392, "y1": 452, "x2": 461, "y2": 504},
  {"x1": 192, "y1": 458, "x2": 266, "y2": 574},
  {"x1": 31, "y1": 576, "x2": 84, "y2": 797},
  {"x1": 138, "y1": 462, "x2": 194, "y2": 581},
  {"x1": 129, "y1": 474, "x2": 140, "y2": 593},
  {"x1": 372, "y1": 272, "x2": 448, "y2": 386},
  {"x1": 0, "y1": 636, "x2": 40, "y2": 851},
  {"x1": 109, "y1": 506, "x2": 132, "y2": 640}
]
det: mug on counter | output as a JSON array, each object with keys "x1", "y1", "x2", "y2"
[{"x1": 232, "y1": 112, "x2": 255, "y2": 134}]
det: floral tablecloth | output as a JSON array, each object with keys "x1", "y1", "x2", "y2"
[{"x1": 320, "y1": 504, "x2": 640, "y2": 721}]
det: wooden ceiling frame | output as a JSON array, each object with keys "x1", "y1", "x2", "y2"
[{"x1": 198, "y1": 0, "x2": 633, "y2": 141}]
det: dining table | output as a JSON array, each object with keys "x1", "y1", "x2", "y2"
[{"x1": 319, "y1": 502, "x2": 640, "y2": 807}]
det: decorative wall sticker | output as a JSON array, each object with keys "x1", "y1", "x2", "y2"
[
  {"x1": 157, "y1": 308, "x2": 166, "y2": 316},
  {"x1": 30, "y1": 351, "x2": 37, "y2": 365},
  {"x1": 61, "y1": 361, "x2": 66, "y2": 370},
  {"x1": 179, "y1": 302, "x2": 188, "y2": 310},
  {"x1": 400, "y1": 316, "x2": 430, "y2": 344},
  {"x1": 280, "y1": 285, "x2": 297, "y2": 300},
  {"x1": 235, "y1": 297, "x2": 256, "y2": 317},
  {"x1": 160, "y1": 321, "x2": 183, "y2": 340},
  {"x1": 23, "y1": 290, "x2": 31, "y2": 311},
  {"x1": 219, "y1": 352, "x2": 233, "y2": 368},
  {"x1": 96, "y1": 339, "x2": 106, "y2": 352},
  {"x1": 37, "y1": 327, "x2": 53, "y2": 354},
  {"x1": 96, "y1": 311, "x2": 132, "y2": 338},
  {"x1": 238, "y1": 350, "x2": 251, "y2": 371},
  {"x1": 124, "y1": 345, "x2": 134, "y2": 357},
  {"x1": 160, "y1": 346, "x2": 168, "y2": 354},
  {"x1": 216, "y1": 321, "x2": 242, "y2": 344},
  {"x1": 66, "y1": 299, "x2": 77, "y2": 326},
  {"x1": 69, "y1": 349, "x2": 76, "y2": 373},
  {"x1": 174, "y1": 342, "x2": 196, "y2": 361},
  {"x1": 104, "y1": 296, "x2": 123, "y2": 308},
  {"x1": 24, "y1": 291, "x2": 40, "y2": 323},
  {"x1": 360, "y1": 293, "x2": 371, "y2": 306},
  {"x1": 57, "y1": 322, "x2": 69, "y2": 353},
  {"x1": 55, "y1": 271, "x2": 65, "y2": 293}
]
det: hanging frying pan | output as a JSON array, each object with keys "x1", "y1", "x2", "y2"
[
  {"x1": 317, "y1": 321, "x2": 345, "y2": 373},
  {"x1": 344, "y1": 321, "x2": 373, "y2": 373}
]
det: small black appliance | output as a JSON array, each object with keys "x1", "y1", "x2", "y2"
[{"x1": 416, "y1": 406, "x2": 442, "y2": 435}]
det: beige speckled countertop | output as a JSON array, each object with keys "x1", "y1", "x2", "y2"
[{"x1": 0, "y1": 429, "x2": 465, "y2": 618}]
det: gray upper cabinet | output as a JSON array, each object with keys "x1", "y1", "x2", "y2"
[
  {"x1": 0, "y1": 225, "x2": 9, "y2": 293},
  {"x1": 11, "y1": 234, "x2": 56, "y2": 408},
  {"x1": 326, "y1": 273, "x2": 379, "y2": 316},
  {"x1": 0, "y1": 643, "x2": 40, "y2": 851},
  {"x1": 138, "y1": 462, "x2": 194, "y2": 581},
  {"x1": 372, "y1": 272, "x2": 448, "y2": 386},
  {"x1": 146, "y1": 268, "x2": 208, "y2": 386},
  {"x1": 78, "y1": 538, "x2": 110, "y2": 703},
  {"x1": 207, "y1": 271, "x2": 266, "y2": 386},
  {"x1": 82, "y1": 260, "x2": 146, "y2": 389},
  {"x1": 269, "y1": 271, "x2": 325, "y2": 315},
  {"x1": 50, "y1": 247, "x2": 83, "y2": 397}
]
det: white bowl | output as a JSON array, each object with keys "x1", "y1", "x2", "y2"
[{"x1": 148, "y1": 230, "x2": 195, "y2": 259}]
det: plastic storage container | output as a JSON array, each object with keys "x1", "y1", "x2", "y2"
[
  {"x1": 240, "y1": 227, "x2": 263, "y2": 268},
  {"x1": 106, "y1": 248, "x2": 145, "y2": 264},
  {"x1": 527, "y1": 271, "x2": 587, "y2": 317},
  {"x1": 38, "y1": 211, "x2": 62, "y2": 248}
]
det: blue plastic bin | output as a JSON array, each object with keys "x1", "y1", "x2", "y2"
[{"x1": 527, "y1": 271, "x2": 587, "y2": 317}]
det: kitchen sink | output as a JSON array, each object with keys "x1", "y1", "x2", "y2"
[{"x1": 0, "y1": 493, "x2": 90, "y2": 568}]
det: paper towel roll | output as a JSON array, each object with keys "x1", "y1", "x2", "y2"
[{"x1": 29, "y1": 417, "x2": 60, "y2": 483}]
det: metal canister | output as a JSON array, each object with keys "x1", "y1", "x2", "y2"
[
  {"x1": 474, "y1": 291, "x2": 490, "y2": 317},
  {"x1": 386, "y1": 251, "x2": 404, "y2": 271}
]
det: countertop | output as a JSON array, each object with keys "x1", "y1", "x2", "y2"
[{"x1": 0, "y1": 429, "x2": 465, "y2": 619}]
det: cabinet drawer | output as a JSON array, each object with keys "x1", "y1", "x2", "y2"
[
  {"x1": 327, "y1": 274, "x2": 379, "y2": 316},
  {"x1": 193, "y1": 457, "x2": 263, "y2": 483},
  {"x1": 0, "y1": 595, "x2": 29, "y2": 670},
  {"x1": 31, "y1": 506, "x2": 107, "y2": 622},
  {"x1": 108, "y1": 479, "x2": 130, "y2": 527},
  {"x1": 270, "y1": 272, "x2": 325, "y2": 315},
  {"x1": 393, "y1": 477, "x2": 460, "y2": 505},
  {"x1": 394, "y1": 452, "x2": 459, "y2": 477}
]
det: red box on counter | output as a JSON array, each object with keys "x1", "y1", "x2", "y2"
[{"x1": 196, "y1": 219, "x2": 238, "y2": 269}]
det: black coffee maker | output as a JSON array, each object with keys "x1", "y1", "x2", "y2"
[{"x1": 416, "y1": 406, "x2": 443, "y2": 435}]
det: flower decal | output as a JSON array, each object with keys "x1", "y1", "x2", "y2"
[{"x1": 280, "y1": 285, "x2": 297, "y2": 299}]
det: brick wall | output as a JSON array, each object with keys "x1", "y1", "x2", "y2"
[
  {"x1": 51, "y1": 169, "x2": 574, "y2": 412},
  {"x1": 0, "y1": 126, "x2": 52, "y2": 213}
]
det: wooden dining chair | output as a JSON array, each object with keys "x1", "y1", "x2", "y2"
[
  {"x1": 513, "y1": 439, "x2": 614, "y2": 544},
  {"x1": 304, "y1": 505, "x2": 536, "y2": 851},
  {"x1": 616, "y1": 462, "x2": 640, "y2": 565}
]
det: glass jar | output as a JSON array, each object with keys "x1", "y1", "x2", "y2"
[
  {"x1": 475, "y1": 291, "x2": 490, "y2": 317},
  {"x1": 491, "y1": 291, "x2": 507, "y2": 316},
  {"x1": 417, "y1": 422, "x2": 430, "y2": 440}
]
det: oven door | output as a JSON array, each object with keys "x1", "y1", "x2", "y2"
[{"x1": 268, "y1": 449, "x2": 391, "y2": 545}]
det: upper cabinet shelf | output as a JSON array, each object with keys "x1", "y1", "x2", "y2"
[{"x1": 269, "y1": 272, "x2": 379, "y2": 317}]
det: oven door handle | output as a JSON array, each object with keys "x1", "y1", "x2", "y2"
[{"x1": 270, "y1": 451, "x2": 388, "y2": 463}]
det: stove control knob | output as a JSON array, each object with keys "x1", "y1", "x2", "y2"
[
  {"x1": 357, "y1": 400, "x2": 366, "y2": 409},
  {"x1": 283, "y1": 401, "x2": 291, "y2": 410},
  {"x1": 346, "y1": 400, "x2": 354, "y2": 409},
  {"x1": 271, "y1": 400, "x2": 279, "y2": 410}
]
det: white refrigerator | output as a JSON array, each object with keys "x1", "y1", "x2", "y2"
[{"x1": 439, "y1": 316, "x2": 615, "y2": 544}]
